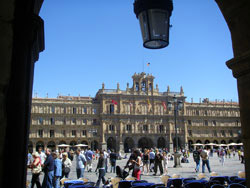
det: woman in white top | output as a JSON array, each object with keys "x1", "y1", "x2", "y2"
[
  {"x1": 163, "y1": 151, "x2": 168, "y2": 175},
  {"x1": 61, "y1": 152, "x2": 72, "y2": 178}
]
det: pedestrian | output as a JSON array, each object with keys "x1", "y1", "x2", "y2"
[
  {"x1": 124, "y1": 148, "x2": 137, "y2": 176},
  {"x1": 95, "y1": 151, "x2": 106, "y2": 188},
  {"x1": 131, "y1": 149, "x2": 142, "y2": 180},
  {"x1": 75, "y1": 148, "x2": 87, "y2": 179},
  {"x1": 29, "y1": 152, "x2": 42, "y2": 188},
  {"x1": 42, "y1": 148, "x2": 54, "y2": 188},
  {"x1": 85, "y1": 148, "x2": 93, "y2": 172},
  {"x1": 149, "y1": 149, "x2": 155, "y2": 172},
  {"x1": 219, "y1": 149, "x2": 225, "y2": 166},
  {"x1": 162, "y1": 151, "x2": 168, "y2": 175},
  {"x1": 61, "y1": 152, "x2": 72, "y2": 179},
  {"x1": 200, "y1": 147, "x2": 211, "y2": 173},
  {"x1": 103, "y1": 150, "x2": 109, "y2": 173},
  {"x1": 193, "y1": 147, "x2": 201, "y2": 172},
  {"x1": 238, "y1": 150, "x2": 241, "y2": 161},
  {"x1": 27, "y1": 151, "x2": 33, "y2": 166},
  {"x1": 109, "y1": 150, "x2": 117, "y2": 173},
  {"x1": 153, "y1": 149, "x2": 163, "y2": 176},
  {"x1": 142, "y1": 149, "x2": 150, "y2": 175},
  {"x1": 241, "y1": 150, "x2": 244, "y2": 164},
  {"x1": 52, "y1": 152, "x2": 62, "y2": 188},
  {"x1": 38, "y1": 147, "x2": 46, "y2": 165}
]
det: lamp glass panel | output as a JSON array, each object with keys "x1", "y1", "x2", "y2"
[
  {"x1": 148, "y1": 9, "x2": 169, "y2": 41},
  {"x1": 138, "y1": 11, "x2": 149, "y2": 42}
]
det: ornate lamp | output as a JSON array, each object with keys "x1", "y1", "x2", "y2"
[{"x1": 134, "y1": 0, "x2": 173, "y2": 49}]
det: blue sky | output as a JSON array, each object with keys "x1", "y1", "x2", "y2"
[{"x1": 33, "y1": 0, "x2": 238, "y2": 102}]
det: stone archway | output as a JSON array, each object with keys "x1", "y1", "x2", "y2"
[
  {"x1": 47, "y1": 141, "x2": 56, "y2": 151},
  {"x1": 91, "y1": 140, "x2": 98, "y2": 151},
  {"x1": 107, "y1": 137, "x2": 116, "y2": 151},
  {"x1": 124, "y1": 137, "x2": 135, "y2": 153},
  {"x1": 221, "y1": 140, "x2": 226, "y2": 144},
  {"x1": 70, "y1": 141, "x2": 77, "y2": 150},
  {"x1": 81, "y1": 140, "x2": 88, "y2": 145},
  {"x1": 36, "y1": 141, "x2": 45, "y2": 151},
  {"x1": 157, "y1": 137, "x2": 166, "y2": 149},
  {"x1": 59, "y1": 140, "x2": 66, "y2": 145},
  {"x1": 138, "y1": 137, "x2": 153, "y2": 150},
  {"x1": 196, "y1": 140, "x2": 202, "y2": 144}
]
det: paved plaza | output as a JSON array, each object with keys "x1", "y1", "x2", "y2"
[{"x1": 27, "y1": 153, "x2": 245, "y2": 185}]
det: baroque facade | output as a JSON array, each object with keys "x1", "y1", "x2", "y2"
[{"x1": 29, "y1": 73, "x2": 241, "y2": 152}]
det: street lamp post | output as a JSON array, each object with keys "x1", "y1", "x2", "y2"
[{"x1": 168, "y1": 95, "x2": 183, "y2": 168}]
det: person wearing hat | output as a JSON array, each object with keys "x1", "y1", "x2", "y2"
[{"x1": 30, "y1": 152, "x2": 42, "y2": 188}]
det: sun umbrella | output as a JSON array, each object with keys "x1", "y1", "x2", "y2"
[
  {"x1": 75, "y1": 144, "x2": 88, "y2": 147},
  {"x1": 227, "y1": 143, "x2": 238, "y2": 146},
  {"x1": 58, "y1": 144, "x2": 70, "y2": 147},
  {"x1": 218, "y1": 144, "x2": 227, "y2": 147},
  {"x1": 237, "y1": 143, "x2": 243, "y2": 146},
  {"x1": 205, "y1": 143, "x2": 218, "y2": 146}
]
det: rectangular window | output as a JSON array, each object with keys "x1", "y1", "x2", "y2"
[
  {"x1": 93, "y1": 108, "x2": 97, "y2": 114},
  {"x1": 159, "y1": 125, "x2": 164, "y2": 133},
  {"x1": 188, "y1": 120, "x2": 192, "y2": 125},
  {"x1": 221, "y1": 130, "x2": 225, "y2": 136},
  {"x1": 213, "y1": 130, "x2": 217, "y2": 136},
  {"x1": 62, "y1": 130, "x2": 66, "y2": 137},
  {"x1": 72, "y1": 130, "x2": 76, "y2": 137},
  {"x1": 38, "y1": 130, "x2": 43, "y2": 137},
  {"x1": 50, "y1": 118, "x2": 55, "y2": 125},
  {"x1": 212, "y1": 120, "x2": 216, "y2": 126},
  {"x1": 110, "y1": 105, "x2": 114, "y2": 114},
  {"x1": 50, "y1": 130, "x2": 54, "y2": 138},
  {"x1": 229, "y1": 130, "x2": 233, "y2": 136},
  {"x1": 39, "y1": 117, "x2": 43, "y2": 125},
  {"x1": 126, "y1": 124, "x2": 132, "y2": 131},
  {"x1": 188, "y1": 130, "x2": 192, "y2": 136},
  {"x1": 72, "y1": 118, "x2": 76, "y2": 124},
  {"x1": 83, "y1": 119, "x2": 87, "y2": 125},
  {"x1": 82, "y1": 130, "x2": 87, "y2": 136},
  {"x1": 73, "y1": 107, "x2": 77, "y2": 114},
  {"x1": 204, "y1": 120, "x2": 208, "y2": 126},
  {"x1": 93, "y1": 119, "x2": 97, "y2": 125},
  {"x1": 83, "y1": 107, "x2": 87, "y2": 114},
  {"x1": 143, "y1": 125, "x2": 148, "y2": 131},
  {"x1": 51, "y1": 106, "x2": 55, "y2": 113},
  {"x1": 109, "y1": 125, "x2": 114, "y2": 131}
]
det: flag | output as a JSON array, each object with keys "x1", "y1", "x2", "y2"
[
  {"x1": 112, "y1": 99, "x2": 118, "y2": 105},
  {"x1": 162, "y1": 101, "x2": 166, "y2": 110},
  {"x1": 147, "y1": 62, "x2": 150, "y2": 66}
]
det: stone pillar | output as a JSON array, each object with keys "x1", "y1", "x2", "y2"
[{"x1": 227, "y1": 51, "x2": 250, "y2": 187}]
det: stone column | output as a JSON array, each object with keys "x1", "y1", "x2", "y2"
[
  {"x1": 227, "y1": 51, "x2": 250, "y2": 187},
  {"x1": 215, "y1": 1, "x2": 250, "y2": 186}
]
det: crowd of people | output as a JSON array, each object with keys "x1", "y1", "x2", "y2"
[{"x1": 26, "y1": 146, "x2": 244, "y2": 188}]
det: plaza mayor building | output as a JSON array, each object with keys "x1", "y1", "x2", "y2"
[{"x1": 28, "y1": 73, "x2": 241, "y2": 152}]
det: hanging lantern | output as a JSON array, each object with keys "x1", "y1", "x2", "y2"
[{"x1": 134, "y1": 0, "x2": 173, "y2": 49}]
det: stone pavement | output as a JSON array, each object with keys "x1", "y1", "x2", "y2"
[{"x1": 27, "y1": 154, "x2": 244, "y2": 185}]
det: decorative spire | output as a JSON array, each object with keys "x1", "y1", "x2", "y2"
[
  {"x1": 167, "y1": 85, "x2": 170, "y2": 93},
  {"x1": 180, "y1": 86, "x2": 184, "y2": 94},
  {"x1": 102, "y1": 82, "x2": 105, "y2": 90},
  {"x1": 127, "y1": 83, "x2": 129, "y2": 89},
  {"x1": 117, "y1": 82, "x2": 120, "y2": 90}
]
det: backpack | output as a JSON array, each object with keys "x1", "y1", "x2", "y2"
[{"x1": 193, "y1": 151, "x2": 200, "y2": 161}]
